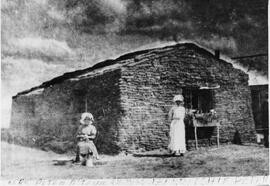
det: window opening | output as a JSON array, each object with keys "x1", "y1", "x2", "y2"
[{"x1": 183, "y1": 87, "x2": 214, "y2": 113}]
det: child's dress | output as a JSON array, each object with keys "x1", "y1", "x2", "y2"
[{"x1": 76, "y1": 124, "x2": 99, "y2": 158}]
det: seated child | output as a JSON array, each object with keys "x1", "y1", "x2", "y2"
[{"x1": 74, "y1": 112, "x2": 100, "y2": 164}]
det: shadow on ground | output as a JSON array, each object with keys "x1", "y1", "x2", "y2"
[{"x1": 133, "y1": 154, "x2": 175, "y2": 158}]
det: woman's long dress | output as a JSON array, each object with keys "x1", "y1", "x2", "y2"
[{"x1": 168, "y1": 106, "x2": 186, "y2": 153}]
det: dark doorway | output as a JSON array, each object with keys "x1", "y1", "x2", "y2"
[
  {"x1": 250, "y1": 85, "x2": 268, "y2": 132},
  {"x1": 73, "y1": 89, "x2": 87, "y2": 114}
]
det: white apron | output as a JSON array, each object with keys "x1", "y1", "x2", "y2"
[{"x1": 168, "y1": 106, "x2": 186, "y2": 153}]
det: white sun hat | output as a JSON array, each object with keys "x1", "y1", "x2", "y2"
[
  {"x1": 80, "y1": 112, "x2": 94, "y2": 124},
  {"x1": 173, "y1": 94, "x2": 184, "y2": 102}
]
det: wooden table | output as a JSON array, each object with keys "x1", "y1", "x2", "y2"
[{"x1": 192, "y1": 118, "x2": 220, "y2": 149}]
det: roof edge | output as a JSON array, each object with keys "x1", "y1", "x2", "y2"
[{"x1": 232, "y1": 53, "x2": 268, "y2": 59}]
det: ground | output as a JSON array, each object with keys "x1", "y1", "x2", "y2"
[{"x1": 1, "y1": 142, "x2": 269, "y2": 179}]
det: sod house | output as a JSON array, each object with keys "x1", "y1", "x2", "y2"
[{"x1": 10, "y1": 43, "x2": 256, "y2": 153}]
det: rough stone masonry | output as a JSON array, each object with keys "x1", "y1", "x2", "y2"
[{"x1": 9, "y1": 43, "x2": 256, "y2": 154}]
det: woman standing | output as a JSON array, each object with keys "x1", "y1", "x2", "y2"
[{"x1": 168, "y1": 95, "x2": 186, "y2": 156}]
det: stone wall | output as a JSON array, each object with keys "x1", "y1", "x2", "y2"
[
  {"x1": 214, "y1": 85, "x2": 256, "y2": 143},
  {"x1": 118, "y1": 46, "x2": 256, "y2": 151},
  {"x1": 10, "y1": 70, "x2": 122, "y2": 154}
]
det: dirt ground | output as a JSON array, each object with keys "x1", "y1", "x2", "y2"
[{"x1": 1, "y1": 142, "x2": 269, "y2": 179}]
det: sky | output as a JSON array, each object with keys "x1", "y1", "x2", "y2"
[{"x1": 1, "y1": 0, "x2": 268, "y2": 127}]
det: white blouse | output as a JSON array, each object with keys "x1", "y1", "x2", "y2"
[{"x1": 169, "y1": 106, "x2": 185, "y2": 120}]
